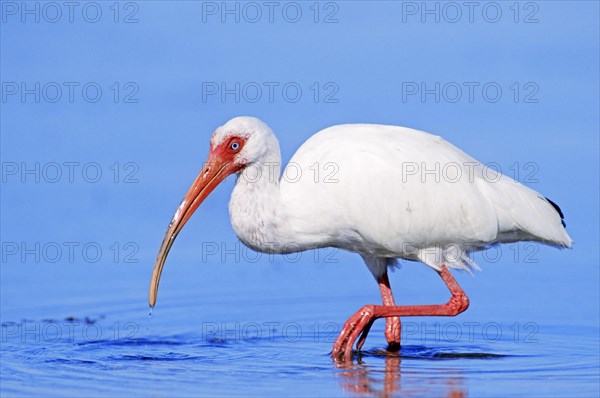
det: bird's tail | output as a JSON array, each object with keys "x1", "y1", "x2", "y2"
[
  {"x1": 482, "y1": 176, "x2": 573, "y2": 248},
  {"x1": 415, "y1": 179, "x2": 572, "y2": 274}
]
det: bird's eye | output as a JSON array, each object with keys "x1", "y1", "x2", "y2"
[{"x1": 230, "y1": 141, "x2": 240, "y2": 151}]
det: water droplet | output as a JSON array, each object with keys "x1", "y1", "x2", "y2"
[{"x1": 146, "y1": 308, "x2": 153, "y2": 332}]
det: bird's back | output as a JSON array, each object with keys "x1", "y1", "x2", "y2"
[{"x1": 279, "y1": 124, "x2": 572, "y2": 271}]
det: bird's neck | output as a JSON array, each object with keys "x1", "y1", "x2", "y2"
[{"x1": 229, "y1": 156, "x2": 294, "y2": 253}]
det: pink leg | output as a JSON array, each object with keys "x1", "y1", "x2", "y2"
[
  {"x1": 378, "y1": 272, "x2": 401, "y2": 351},
  {"x1": 332, "y1": 265, "x2": 469, "y2": 359},
  {"x1": 353, "y1": 271, "x2": 401, "y2": 352}
]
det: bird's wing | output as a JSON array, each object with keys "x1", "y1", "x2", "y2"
[{"x1": 279, "y1": 124, "x2": 571, "y2": 271}]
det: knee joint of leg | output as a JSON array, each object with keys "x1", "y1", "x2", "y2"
[{"x1": 449, "y1": 292, "x2": 470, "y2": 314}]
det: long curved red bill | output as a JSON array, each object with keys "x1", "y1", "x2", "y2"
[{"x1": 149, "y1": 156, "x2": 232, "y2": 308}]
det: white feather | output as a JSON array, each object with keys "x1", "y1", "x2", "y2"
[{"x1": 219, "y1": 118, "x2": 572, "y2": 279}]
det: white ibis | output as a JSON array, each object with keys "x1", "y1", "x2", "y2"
[{"x1": 149, "y1": 116, "x2": 572, "y2": 359}]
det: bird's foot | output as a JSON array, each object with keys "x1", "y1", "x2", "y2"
[
  {"x1": 331, "y1": 310, "x2": 401, "y2": 360},
  {"x1": 332, "y1": 305, "x2": 378, "y2": 360}
]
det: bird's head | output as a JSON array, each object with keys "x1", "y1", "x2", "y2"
[{"x1": 149, "y1": 116, "x2": 277, "y2": 308}]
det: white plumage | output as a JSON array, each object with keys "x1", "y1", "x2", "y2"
[{"x1": 222, "y1": 117, "x2": 572, "y2": 279}]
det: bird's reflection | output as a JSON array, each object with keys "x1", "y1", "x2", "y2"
[{"x1": 334, "y1": 350, "x2": 466, "y2": 398}]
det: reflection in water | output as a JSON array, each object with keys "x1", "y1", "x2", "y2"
[{"x1": 335, "y1": 350, "x2": 467, "y2": 398}]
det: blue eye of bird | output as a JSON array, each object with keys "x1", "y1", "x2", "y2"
[{"x1": 230, "y1": 141, "x2": 239, "y2": 150}]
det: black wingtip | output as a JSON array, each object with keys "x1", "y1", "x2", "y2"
[{"x1": 545, "y1": 197, "x2": 566, "y2": 227}]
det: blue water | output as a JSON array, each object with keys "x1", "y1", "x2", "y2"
[
  {"x1": 2, "y1": 260, "x2": 598, "y2": 397},
  {"x1": 2, "y1": 1, "x2": 599, "y2": 396}
]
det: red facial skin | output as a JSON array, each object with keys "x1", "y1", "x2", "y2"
[{"x1": 208, "y1": 135, "x2": 247, "y2": 172}]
